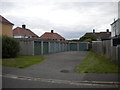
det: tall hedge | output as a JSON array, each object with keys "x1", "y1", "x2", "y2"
[
  {"x1": 79, "y1": 33, "x2": 97, "y2": 42},
  {"x1": 2, "y1": 36, "x2": 20, "y2": 58}
]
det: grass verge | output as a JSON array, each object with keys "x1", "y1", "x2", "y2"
[
  {"x1": 0, "y1": 59, "x2": 2, "y2": 65},
  {"x1": 76, "y1": 52, "x2": 119, "y2": 73},
  {"x1": 2, "y1": 56, "x2": 45, "y2": 68}
]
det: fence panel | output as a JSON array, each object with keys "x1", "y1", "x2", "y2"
[
  {"x1": 117, "y1": 45, "x2": 120, "y2": 61},
  {"x1": 92, "y1": 40, "x2": 119, "y2": 61}
]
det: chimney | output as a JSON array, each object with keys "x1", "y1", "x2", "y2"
[
  {"x1": 22, "y1": 24, "x2": 26, "y2": 29},
  {"x1": 106, "y1": 29, "x2": 109, "y2": 34},
  {"x1": 51, "y1": 30, "x2": 54, "y2": 33},
  {"x1": 114, "y1": 18, "x2": 115, "y2": 22},
  {"x1": 106, "y1": 29, "x2": 109, "y2": 32},
  {"x1": 93, "y1": 29, "x2": 95, "y2": 34}
]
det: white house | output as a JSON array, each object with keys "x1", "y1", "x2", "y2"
[
  {"x1": 111, "y1": 18, "x2": 120, "y2": 46},
  {"x1": 111, "y1": 18, "x2": 120, "y2": 37}
]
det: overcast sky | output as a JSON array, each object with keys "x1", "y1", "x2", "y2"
[{"x1": 0, "y1": 0, "x2": 119, "y2": 39}]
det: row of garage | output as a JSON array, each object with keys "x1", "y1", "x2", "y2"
[
  {"x1": 34, "y1": 41, "x2": 69, "y2": 55},
  {"x1": 17, "y1": 38, "x2": 90, "y2": 56},
  {"x1": 70, "y1": 42, "x2": 89, "y2": 51}
]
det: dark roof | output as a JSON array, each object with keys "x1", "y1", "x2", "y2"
[
  {"x1": 0, "y1": 15, "x2": 14, "y2": 25},
  {"x1": 40, "y1": 32, "x2": 65, "y2": 40},
  {"x1": 85, "y1": 32, "x2": 111, "y2": 39},
  {"x1": 13, "y1": 27, "x2": 39, "y2": 37},
  {"x1": 95, "y1": 32, "x2": 111, "y2": 39}
]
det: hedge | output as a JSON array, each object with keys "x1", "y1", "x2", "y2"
[{"x1": 2, "y1": 36, "x2": 20, "y2": 58}]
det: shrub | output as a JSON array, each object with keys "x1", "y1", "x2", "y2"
[
  {"x1": 79, "y1": 33, "x2": 97, "y2": 42},
  {"x1": 83, "y1": 39, "x2": 92, "y2": 42},
  {"x1": 2, "y1": 35, "x2": 20, "y2": 58}
]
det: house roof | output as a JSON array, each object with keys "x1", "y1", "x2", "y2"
[
  {"x1": 94, "y1": 32, "x2": 111, "y2": 39},
  {"x1": 40, "y1": 32, "x2": 65, "y2": 40},
  {"x1": 13, "y1": 27, "x2": 39, "y2": 37},
  {"x1": 111, "y1": 18, "x2": 120, "y2": 25},
  {"x1": 85, "y1": 32, "x2": 111, "y2": 39},
  {"x1": 0, "y1": 15, "x2": 14, "y2": 25}
]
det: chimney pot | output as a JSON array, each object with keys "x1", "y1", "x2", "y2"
[
  {"x1": 106, "y1": 29, "x2": 109, "y2": 32},
  {"x1": 22, "y1": 24, "x2": 26, "y2": 29},
  {"x1": 93, "y1": 29, "x2": 95, "y2": 33},
  {"x1": 51, "y1": 30, "x2": 54, "y2": 33},
  {"x1": 106, "y1": 29, "x2": 109, "y2": 34}
]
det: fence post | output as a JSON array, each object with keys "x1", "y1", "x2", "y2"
[
  {"x1": 116, "y1": 45, "x2": 120, "y2": 62},
  {"x1": 32, "y1": 40, "x2": 34, "y2": 56},
  {"x1": 41, "y1": 41, "x2": 43, "y2": 55},
  {"x1": 48, "y1": 41, "x2": 51, "y2": 54},
  {"x1": 77, "y1": 43, "x2": 79, "y2": 51},
  {"x1": 118, "y1": 45, "x2": 120, "y2": 63}
]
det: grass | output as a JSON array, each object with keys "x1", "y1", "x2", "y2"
[
  {"x1": 0, "y1": 59, "x2": 2, "y2": 65},
  {"x1": 76, "y1": 52, "x2": 119, "y2": 73},
  {"x1": 2, "y1": 56, "x2": 45, "y2": 68}
]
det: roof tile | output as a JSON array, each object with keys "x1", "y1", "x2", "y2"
[
  {"x1": 0, "y1": 15, "x2": 14, "y2": 25},
  {"x1": 13, "y1": 27, "x2": 38, "y2": 37},
  {"x1": 40, "y1": 32, "x2": 65, "y2": 40}
]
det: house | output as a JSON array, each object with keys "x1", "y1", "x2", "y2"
[
  {"x1": 0, "y1": 15, "x2": 14, "y2": 37},
  {"x1": 110, "y1": 18, "x2": 120, "y2": 46},
  {"x1": 111, "y1": 18, "x2": 120, "y2": 37},
  {"x1": 93, "y1": 29, "x2": 111, "y2": 41},
  {"x1": 40, "y1": 30, "x2": 65, "y2": 41},
  {"x1": 13, "y1": 25, "x2": 39, "y2": 38},
  {"x1": 83, "y1": 29, "x2": 111, "y2": 41}
]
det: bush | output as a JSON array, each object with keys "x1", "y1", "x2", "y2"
[
  {"x1": 83, "y1": 39, "x2": 92, "y2": 42},
  {"x1": 79, "y1": 33, "x2": 97, "y2": 42},
  {"x1": 2, "y1": 36, "x2": 20, "y2": 58}
]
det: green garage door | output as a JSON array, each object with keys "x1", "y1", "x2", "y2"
[
  {"x1": 70, "y1": 43, "x2": 77, "y2": 51},
  {"x1": 79, "y1": 43, "x2": 87, "y2": 51},
  {"x1": 43, "y1": 42, "x2": 49, "y2": 54},
  {"x1": 50, "y1": 42, "x2": 54, "y2": 53},
  {"x1": 34, "y1": 41, "x2": 41, "y2": 55}
]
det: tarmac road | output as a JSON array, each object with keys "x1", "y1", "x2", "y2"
[{"x1": 2, "y1": 76, "x2": 118, "y2": 88}]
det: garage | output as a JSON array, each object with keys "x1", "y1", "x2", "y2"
[
  {"x1": 34, "y1": 41, "x2": 41, "y2": 55},
  {"x1": 70, "y1": 43, "x2": 77, "y2": 51},
  {"x1": 79, "y1": 43, "x2": 88, "y2": 51},
  {"x1": 43, "y1": 42, "x2": 49, "y2": 54}
]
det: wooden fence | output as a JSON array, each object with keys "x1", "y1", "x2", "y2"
[{"x1": 92, "y1": 40, "x2": 120, "y2": 62}]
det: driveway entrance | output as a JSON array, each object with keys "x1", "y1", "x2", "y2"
[
  {"x1": 3, "y1": 51, "x2": 89, "y2": 81},
  {"x1": 3, "y1": 51, "x2": 118, "y2": 88}
]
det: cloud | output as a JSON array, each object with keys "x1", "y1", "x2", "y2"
[
  {"x1": 118, "y1": 1, "x2": 120, "y2": 18},
  {"x1": 0, "y1": 0, "x2": 118, "y2": 39}
]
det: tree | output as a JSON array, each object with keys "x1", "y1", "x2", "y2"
[{"x1": 79, "y1": 33, "x2": 97, "y2": 42}]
